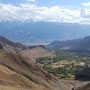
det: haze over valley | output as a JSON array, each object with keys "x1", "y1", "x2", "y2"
[{"x1": 1, "y1": 22, "x2": 90, "y2": 45}]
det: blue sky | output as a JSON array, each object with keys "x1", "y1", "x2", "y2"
[
  {"x1": 0, "y1": 0, "x2": 89, "y2": 8},
  {"x1": 0, "y1": 0, "x2": 90, "y2": 24}
]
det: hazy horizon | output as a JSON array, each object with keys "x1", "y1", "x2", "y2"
[{"x1": 0, "y1": 0, "x2": 90, "y2": 45}]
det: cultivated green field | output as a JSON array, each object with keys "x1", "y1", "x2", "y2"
[{"x1": 36, "y1": 50, "x2": 90, "y2": 80}]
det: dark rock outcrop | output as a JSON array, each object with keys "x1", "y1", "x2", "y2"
[{"x1": 75, "y1": 68, "x2": 90, "y2": 81}]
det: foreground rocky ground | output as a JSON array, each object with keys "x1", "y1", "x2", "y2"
[
  {"x1": 61, "y1": 80, "x2": 90, "y2": 90},
  {"x1": 0, "y1": 42, "x2": 60, "y2": 90},
  {"x1": 0, "y1": 36, "x2": 90, "y2": 90}
]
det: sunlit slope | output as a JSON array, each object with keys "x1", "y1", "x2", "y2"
[
  {"x1": 22, "y1": 46, "x2": 55, "y2": 60},
  {"x1": 0, "y1": 42, "x2": 60, "y2": 90}
]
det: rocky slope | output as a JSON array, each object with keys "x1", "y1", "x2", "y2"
[
  {"x1": 22, "y1": 45, "x2": 55, "y2": 62},
  {"x1": 0, "y1": 36, "x2": 28, "y2": 50},
  {"x1": 75, "y1": 83, "x2": 90, "y2": 90},
  {"x1": 0, "y1": 42, "x2": 60, "y2": 90},
  {"x1": 61, "y1": 80, "x2": 90, "y2": 90},
  {"x1": 0, "y1": 36, "x2": 55, "y2": 60}
]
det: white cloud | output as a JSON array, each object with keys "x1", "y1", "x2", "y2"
[
  {"x1": 79, "y1": 8, "x2": 90, "y2": 24},
  {"x1": 1, "y1": 3, "x2": 90, "y2": 24},
  {"x1": 26, "y1": 0, "x2": 35, "y2": 2},
  {"x1": 0, "y1": 3, "x2": 81, "y2": 23},
  {"x1": 80, "y1": 8, "x2": 90, "y2": 18},
  {"x1": 82, "y1": 2, "x2": 90, "y2": 6}
]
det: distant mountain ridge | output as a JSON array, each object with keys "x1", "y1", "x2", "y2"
[
  {"x1": 49, "y1": 36, "x2": 90, "y2": 52},
  {"x1": 76, "y1": 36, "x2": 90, "y2": 51},
  {"x1": 49, "y1": 39, "x2": 81, "y2": 48}
]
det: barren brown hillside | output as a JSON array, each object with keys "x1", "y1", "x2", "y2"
[
  {"x1": 0, "y1": 41, "x2": 89, "y2": 90},
  {"x1": 22, "y1": 46, "x2": 55, "y2": 61},
  {"x1": 0, "y1": 42, "x2": 60, "y2": 90},
  {"x1": 75, "y1": 83, "x2": 90, "y2": 90}
]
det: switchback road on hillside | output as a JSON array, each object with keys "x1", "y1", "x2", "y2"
[{"x1": 58, "y1": 80, "x2": 63, "y2": 90}]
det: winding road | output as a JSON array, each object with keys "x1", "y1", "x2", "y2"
[{"x1": 58, "y1": 80, "x2": 63, "y2": 90}]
